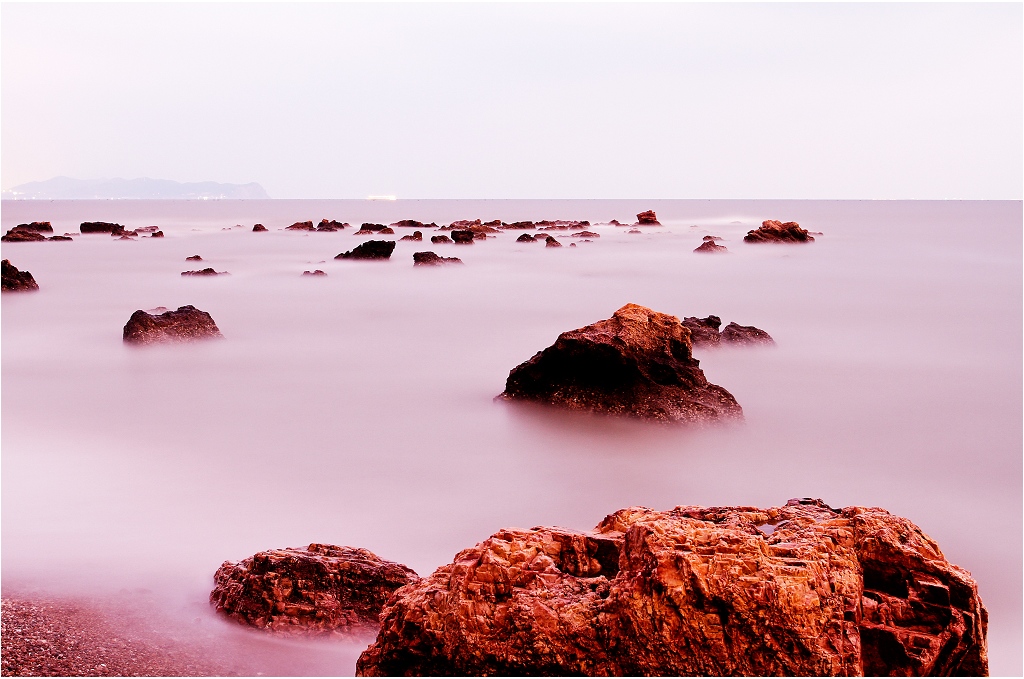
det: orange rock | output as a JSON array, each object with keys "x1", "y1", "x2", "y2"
[{"x1": 356, "y1": 500, "x2": 987, "y2": 676}]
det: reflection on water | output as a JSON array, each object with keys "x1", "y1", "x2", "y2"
[{"x1": 2, "y1": 199, "x2": 1021, "y2": 675}]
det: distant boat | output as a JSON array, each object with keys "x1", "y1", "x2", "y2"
[{"x1": 367, "y1": 195, "x2": 397, "y2": 201}]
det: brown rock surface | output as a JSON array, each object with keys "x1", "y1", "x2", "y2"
[
  {"x1": 412, "y1": 251, "x2": 462, "y2": 266},
  {"x1": 253, "y1": 224, "x2": 268, "y2": 232},
  {"x1": 744, "y1": 220, "x2": 815, "y2": 243},
  {"x1": 2, "y1": 259, "x2": 39, "y2": 292},
  {"x1": 694, "y1": 240, "x2": 728, "y2": 253},
  {"x1": 286, "y1": 221, "x2": 315, "y2": 231},
  {"x1": 47, "y1": 235, "x2": 73, "y2": 241},
  {"x1": 185, "y1": 254, "x2": 203, "y2": 261},
  {"x1": 637, "y1": 210, "x2": 660, "y2": 225},
  {"x1": 335, "y1": 240, "x2": 396, "y2": 260},
  {"x1": 356, "y1": 499, "x2": 988, "y2": 677},
  {"x1": 571, "y1": 230, "x2": 600, "y2": 238},
  {"x1": 497, "y1": 304, "x2": 741, "y2": 423},
  {"x1": 722, "y1": 322, "x2": 775, "y2": 345},
  {"x1": 544, "y1": 236, "x2": 562, "y2": 247},
  {"x1": 1, "y1": 228, "x2": 47, "y2": 242},
  {"x1": 391, "y1": 220, "x2": 425, "y2": 228},
  {"x1": 317, "y1": 219, "x2": 348, "y2": 231},
  {"x1": 430, "y1": 235, "x2": 453, "y2": 244},
  {"x1": 302, "y1": 269, "x2": 327, "y2": 276},
  {"x1": 211, "y1": 544, "x2": 420, "y2": 635},
  {"x1": 450, "y1": 230, "x2": 474, "y2": 244},
  {"x1": 150, "y1": 231, "x2": 164, "y2": 238},
  {"x1": 355, "y1": 223, "x2": 395, "y2": 235},
  {"x1": 14, "y1": 221, "x2": 53, "y2": 233},
  {"x1": 122, "y1": 305, "x2": 223, "y2": 344},
  {"x1": 181, "y1": 268, "x2": 227, "y2": 276},
  {"x1": 682, "y1": 315, "x2": 722, "y2": 346},
  {"x1": 399, "y1": 231, "x2": 423, "y2": 241},
  {"x1": 516, "y1": 233, "x2": 536, "y2": 242}
]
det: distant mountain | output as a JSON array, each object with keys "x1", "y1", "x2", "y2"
[{"x1": 1, "y1": 177, "x2": 270, "y2": 199}]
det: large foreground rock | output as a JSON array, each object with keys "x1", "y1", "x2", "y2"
[
  {"x1": 356, "y1": 499, "x2": 988, "y2": 677},
  {"x1": 497, "y1": 304, "x2": 741, "y2": 423},
  {"x1": 211, "y1": 544, "x2": 420, "y2": 635},
  {"x1": 744, "y1": 220, "x2": 815, "y2": 243},
  {"x1": 122, "y1": 305, "x2": 223, "y2": 344},
  {"x1": 2, "y1": 260, "x2": 39, "y2": 292},
  {"x1": 336, "y1": 240, "x2": 396, "y2": 260}
]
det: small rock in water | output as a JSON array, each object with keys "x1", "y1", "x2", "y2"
[
  {"x1": 150, "y1": 231, "x2": 164, "y2": 238},
  {"x1": 181, "y1": 268, "x2": 227, "y2": 276},
  {"x1": 211, "y1": 544, "x2": 419, "y2": 635},
  {"x1": 286, "y1": 221, "x2": 315, "y2": 231},
  {"x1": 571, "y1": 230, "x2": 600, "y2": 238},
  {"x1": 744, "y1": 220, "x2": 814, "y2": 243},
  {"x1": 14, "y1": 221, "x2": 53, "y2": 233},
  {"x1": 2, "y1": 259, "x2": 39, "y2": 292},
  {"x1": 1, "y1": 228, "x2": 47, "y2": 242},
  {"x1": 136, "y1": 226, "x2": 160, "y2": 233},
  {"x1": 122, "y1": 305, "x2": 223, "y2": 344},
  {"x1": 253, "y1": 224, "x2": 268, "y2": 232},
  {"x1": 516, "y1": 233, "x2": 536, "y2": 242},
  {"x1": 302, "y1": 270, "x2": 327, "y2": 276},
  {"x1": 391, "y1": 220, "x2": 425, "y2": 228},
  {"x1": 430, "y1": 235, "x2": 453, "y2": 244},
  {"x1": 185, "y1": 255, "x2": 203, "y2": 261},
  {"x1": 354, "y1": 223, "x2": 394, "y2": 235},
  {"x1": 335, "y1": 240, "x2": 396, "y2": 260},
  {"x1": 636, "y1": 210, "x2": 660, "y2": 225},
  {"x1": 498, "y1": 303, "x2": 741, "y2": 423},
  {"x1": 80, "y1": 222, "x2": 126, "y2": 234},
  {"x1": 399, "y1": 231, "x2": 423, "y2": 241},
  {"x1": 316, "y1": 219, "x2": 348, "y2": 232},
  {"x1": 721, "y1": 322, "x2": 774, "y2": 345},
  {"x1": 628, "y1": 229, "x2": 642, "y2": 234},
  {"x1": 450, "y1": 230, "x2": 474, "y2": 244},
  {"x1": 693, "y1": 240, "x2": 728, "y2": 253},
  {"x1": 412, "y1": 251, "x2": 463, "y2": 266},
  {"x1": 545, "y1": 236, "x2": 562, "y2": 247}
]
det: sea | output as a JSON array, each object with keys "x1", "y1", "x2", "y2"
[{"x1": 2, "y1": 199, "x2": 1021, "y2": 675}]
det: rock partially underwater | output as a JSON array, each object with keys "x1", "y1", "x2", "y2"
[{"x1": 122, "y1": 305, "x2": 223, "y2": 344}]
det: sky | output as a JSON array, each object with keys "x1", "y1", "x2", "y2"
[{"x1": 2, "y1": 3, "x2": 1021, "y2": 199}]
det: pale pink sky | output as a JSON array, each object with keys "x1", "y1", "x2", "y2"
[{"x1": 2, "y1": 3, "x2": 1021, "y2": 199}]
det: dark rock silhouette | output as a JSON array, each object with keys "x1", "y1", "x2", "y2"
[
  {"x1": 186, "y1": 255, "x2": 203, "y2": 261},
  {"x1": 2, "y1": 228, "x2": 46, "y2": 242},
  {"x1": 80, "y1": 222, "x2": 126, "y2": 234},
  {"x1": 122, "y1": 305, "x2": 222, "y2": 344},
  {"x1": 682, "y1": 315, "x2": 723, "y2": 346},
  {"x1": 450, "y1": 230, "x2": 474, "y2": 244},
  {"x1": 136, "y1": 226, "x2": 160, "y2": 233},
  {"x1": 391, "y1": 220, "x2": 424, "y2": 228},
  {"x1": 181, "y1": 268, "x2": 227, "y2": 276},
  {"x1": 355, "y1": 223, "x2": 395, "y2": 235},
  {"x1": 571, "y1": 231, "x2": 600, "y2": 238},
  {"x1": 399, "y1": 231, "x2": 423, "y2": 242},
  {"x1": 286, "y1": 221, "x2": 315, "y2": 231},
  {"x1": 253, "y1": 224, "x2": 268, "y2": 232},
  {"x1": 357, "y1": 500, "x2": 988, "y2": 677},
  {"x1": 516, "y1": 233, "x2": 536, "y2": 242},
  {"x1": 721, "y1": 322, "x2": 775, "y2": 345},
  {"x1": 15, "y1": 222, "x2": 53, "y2": 233},
  {"x1": 47, "y1": 235, "x2": 73, "y2": 241},
  {"x1": 637, "y1": 210, "x2": 660, "y2": 225},
  {"x1": 302, "y1": 270, "x2": 327, "y2": 276},
  {"x1": 694, "y1": 240, "x2": 728, "y2": 253},
  {"x1": 335, "y1": 240, "x2": 396, "y2": 260},
  {"x1": 498, "y1": 304, "x2": 742, "y2": 423},
  {"x1": 317, "y1": 219, "x2": 348, "y2": 232},
  {"x1": 150, "y1": 231, "x2": 164, "y2": 238},
  {"x1": 2, "y1": 260, "x2": 39, "y2": 292},
  {"x1": 545, "y1": 236, "x2": 562, "y2": 247},
  {"x1": 430, "y1": 235, "x2": 453, "y2": 244},
  {"x1": 744, "y1": 220, "x2": 815, "y2": 243},
  {"x1": 503, "y1": 221, "x2": 535, "y2": 230},
  {"x1": 211, "y1": 544, "x2": 419, "y2": 636},
  {"x1": 413, "y1": 251, "x2": 463, "y2": 266}
]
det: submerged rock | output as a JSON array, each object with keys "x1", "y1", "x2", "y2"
[
  {"x1": 430, "y1": 235, "x2": 453, "y2": 244},
  {"x1": 497, "y1": 304, "x2": 741, "y2": 423},
  {"x1": 721, "y1": 322, "x2": 775, "y2": 345},
  {"x1": 335, "y1": 240, "x2": 396, "y2": 260},
  {"x1": 181, "y1": 268, "x2": 227, "y2": 276},
  {"x1": 1, "y1": 228, "x2": 47, "y2": 242},
  {"x1": 399, "y1": 231, "x2": 423, "y2": 242},
  {"x1": 356, "y1": 499, "x2": 988, "y2": 677},
  {"x1": 317, "y1": 219, "x2": 348, "y2": 232},
  {"x1": 1, "y1": 259, "x2": 39, "y2": 292},
  {"x1": 571, "y1": 230, "x2": 600, "y2": 238},
  {"x1": 450, "y1": 230, "x2": 474, "y2": 244},
  {"x1": 391, "y1": 220, "x2": 424, "y2": 228},
  {"x1": 286, "y1": 221, "x2": 315, "y2": 231},
  {"x1": 636, "y1": 210, "x2": 660, "y2": 225},
  {"x1": 253, "y1": 224, "x2": 268, "y2": 232},
  {"x1": 355, "y1": 223, "x2": 395, "y2": 235},
  {"x1": 122, "y1": 305, "x2": 223, "y2": 344},
  {"x1": 47, "y1": 235, "x2": 73, "y2": 241},
  {"x1": 628, "y1": 228, "x2": 642, "y2": 234},
  {"x1": 150, "y1": 231, "x2": 164, "y2": 238},
  {"x1": 744, "y1": 220, "x2": 814, "y2": 243},
  {"x1": 413, "y1": 251, "x2": 463, "y2": 266},
  {"x1": 544, "y1": 236, "x2": 562, "y2": 247},
  {"x1": 15, "y1": 221, "x2": 53, "y2": 233},
  {"x1": 80, "y1": 222, "x2": 126, "y2": 234},
  {"x1": 302, "y1": 269, "x2": 327, "y2": 276},
  {"x1": 211, "y1": 544, "x2": 420, "y2": 636},
  {"x1": 681, "y1": 315, "x2": 723, "y2": 346},
  {"x1": 516, "y1": 233, "x2": 536, "y2": 242},
  {"x1": 186, "y1": 255, "x2": 203, "y2": 261},
  {"x1": 136, "y1": 226, "x2": 160, "y2": 233},
  {"x1": 694, "y1": 240, "x2": 728, "y2": 253}
]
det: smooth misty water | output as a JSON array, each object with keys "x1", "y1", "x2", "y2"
[{"x1": 2, "y1": 199, "x2": 1021, "y2": 675}]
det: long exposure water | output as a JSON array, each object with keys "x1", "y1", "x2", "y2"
[{"x1": 2, "y1": 199, "x2": 1021, "y2": 675}]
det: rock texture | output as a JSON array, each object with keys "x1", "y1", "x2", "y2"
[
  {"x1": 335, "y1": 240, "x2": 396, "y2": 261},
  {"x1": 544, "y1": 236, "x2": 562, "y2": 248},
  {"x1": 181, "y1": 268, "x2": 227, "y2": 276},
  {"x1": 253, "y1": 224, "x2": 268, "y2": 232},
  {"x1": 2, "y1": 259, "x2": 39, "y2": 292},
  {"x1": 430, "y1": 235, "x2": 453, "y2": 244},
  {"x1": 744, "y1": 220, "x2": 815, "y2": 243},
  {"x1": 122, "y1": 305, "x2": 223, "y2": 344},
  {"x1": 355, "y1": 223, "x2": 395, "y2": 235},
  {"x1": 1, "y1": 227, "x2": 47, "y2": 242},
  {"x1": 399, "y1": 231, "x2": 423, "y2": 242},
  {"x1": 722, "y1": 322, "x2": 775, "y2": 345},
  {"x1": 356, "y1": 499, "x2": 988, "y2": 677},
  {"x1": 317, "y1": 219, "x2": 348, "y2": 231},
  {"x1": 413, "y1": 251, "x2": 462, "y2": 266},
  {"x1": 694, "y1": 240, "x2": 728, "y2": 254},
  {"x1": 80, "y1": 221, "x2": 126, "y2": 234},
  {"x1": 286, "y1": 221, "x2": 315, "y2": 231},
  {"x1": 211, "y1": 544, "x2": 420, "y2": 635},
  {"x1": 150, "y1": 231, "x2": 164, "y2": 238},
  {"x1": 14, "y1": 221, "x2": 53, "y2": 233},
  {"x1": 186, "y1": 254, "x2": 203, "y2": 261},
  {"x1": 637, "y1": 210, "x2": 660, "y2": 225},
  {"x1": 497, "y1": 304, "x2": 741, "y2": 423},
  {"x1": 682, "y1": 315, "x2": 723, "y2": 346},
  {"x1": 516, "y1": 233, "x2": 536, "y2": 242},
  {"x1": 450, "y1": 230, "x2": 474, "y2": 244}
]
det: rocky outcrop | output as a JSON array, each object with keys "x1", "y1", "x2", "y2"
[
  {"x1": 430, "y1": 235, "x2": 453, "y2": 244},
  {"x1": 502, "y1": 221, "x2": 535, "y2": 230},
  {"x1": 544, "y1": 236, "x2": 562, "y2": 248},
  {"x1": 15, "y1": 221, "x2": 53, "y2": 233},
  {"x1": 80, "y1": 222, "x2": 126, "y2": 234},
  {"x1": 628, "y1": 228, "x2": 642, "y2": 234},
  {"x1": 356, "y1": 499, "x2": 988, "y2": 677},
  {"x1": 253, "y1": 224, "x2": 268, "y2": 232},
  {"x1": 335, "y1": 240, "x2": 396, "y2": 260},
  {"x1": 497, "y1": 304, "x2": 741, "y2": 423},
  {"x1": 181, "y1": 268, "x2": 227, "y2": 276},
  {"x1": 2, "y1": 260, "x2": 39, "y2": 292},
  {"x1": 450, "y1": 230, "x2": 474, "y2": 244},
  {"x1": 682, "y1": 315, "x2": 722, "y2": 346},
  {"x1": 302, "y1": 270, "x2": 327, "y2": 276},
  {"x1": 47, "y1": 235, "x2": 73, "y2": 241},
  {"x1": 122, "y1": 305, "x2": 223, "y2": 344},
  {"x1": 2, "y1": 228, "x2": 46, "y2": 242},
  {"x1": 211, "y1": 544, "x2": 419, "y2": 636},
  {"x1": 694, "y1": 240, "x2": 728, "y2": 253},
  {"x1": 186, "y1": 255, "x2": 203, "y2": 261},
  {"x1": 286, "y1": 221, "x2": 315, "y2": 231},
  {"x1": 637, "y1": 210, "x2": 660, "y2": 225},
  {"x1": 413, "y1": 251, "x2": 462, "y2": 266},
  {"x1": 317, "y1": 219, "x2": 348, "y2": 231},
  {"x1": 744, "y1": 220, "x2": 815, "y2": 243},
  {"x1": 399, "y1": 231, "x2": 423, "y2": 242},
  {"x1": 391, "y1": 220, "x2": 424, "y2": 228},
  {"x1": 571, "y1": 231, "x2": 599, "y2": 238},
  {"x1": 150, "y1": 231, "x2": 164, "y2": 238},
  {"x1": 136, "y1": 226, "x2": 160, "y2": 233},
  {"x1": 516, "y1": 233, "x2": 536, "y2": 242},
  {"x1": 722, "y1": 322, "x2": 775, "y2": 345},
  {"x1": 355, "y1": 223, "x2": 395, "y2": 235}
]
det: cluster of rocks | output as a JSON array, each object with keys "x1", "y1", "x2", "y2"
[
  {"x1": 2, "y1": 222, "x2": 73, "y2": 242},
  {"x1": 336, "y1": 240, "x2": 397, "y2": 261},
  {"x1": 181, "y1": 268, "x2": 228, "y2": 276},
  {"x1": 122, "y1": 306, "x2": 223, "y2": 344},
  {"x1": 303, "y1": 269, "x2": 327, "y2": 276},
  {"x1": 413, "y1": 251, "x2": 462, "y2": 266},
  {"x1": 744, "y1": 220, "x2": 815, "y2": 243},
  {"x1": 399, "y1": 231, "x2": 423, "y2": 241},
  {"x1": 206, "y1": 500, "x2": 987, "y2": 677},
  {"x1": 2, "y1": 259, "x2": 38, "y2": 292},
  {"x1": 694, "y1": 235, "x2": 728, "y2": 253},
  {"x1": 355, "y1": 223, "x2": 396, "y2": 236},
  {"x1": 682, "y1": 315, "x2": 775, "y2": 347},
  {"x1": 498, "y1": 304, "x2": 743, "y2": 424}
]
